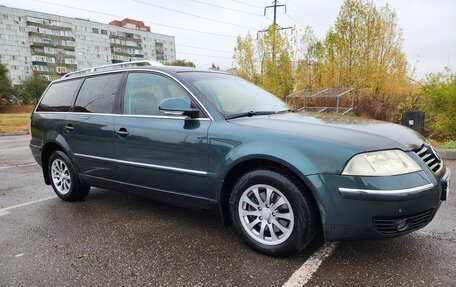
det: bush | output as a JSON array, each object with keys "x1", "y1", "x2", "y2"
[
  {"x1": 0, "y1": 93, "x2": 7, "y2": 109},
  {"x1": 419, "y1": 71, "x2": 456, "y2": 140}
]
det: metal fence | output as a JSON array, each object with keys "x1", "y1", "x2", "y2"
[{"x1": 286, "y1": 88, "x2": 355, "y2": 115}]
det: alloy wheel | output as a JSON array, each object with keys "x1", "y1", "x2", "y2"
[
  {"x1": 238, "y1": 184, "x2": 294, "y2": 245},
  {"x1": 51, "y1": 158, "x2": 71, "y2": 195}
]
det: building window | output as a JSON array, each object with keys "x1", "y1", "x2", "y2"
[
  {"x1": 92, "y1": 28, "x2": 99, "y2": 34},
  {"x1": 101, "y1": 29, "x2": 107, "y2": 35}
]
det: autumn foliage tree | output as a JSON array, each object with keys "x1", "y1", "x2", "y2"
[
  {"x1": 233, "y1": 25, "x2": 294, "y2": 99},
  {"x1": 233, "y1": 0, "x2": 413, "y2": 122},
  {"x1": 320, "y1": 0, "x2": 411, "y2": 121}
]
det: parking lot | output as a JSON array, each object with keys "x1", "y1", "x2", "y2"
[{"x1": 1, "y1": 135, "x2": 455, "y2": 286}]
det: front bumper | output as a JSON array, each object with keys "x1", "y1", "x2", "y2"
[{"x1": 306, "y1": 167, "x2": 450, "y2": 241}]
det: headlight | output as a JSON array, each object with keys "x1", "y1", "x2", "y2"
[{"x1": 342, "y1": 150, "x2": 421, "y2": 176}]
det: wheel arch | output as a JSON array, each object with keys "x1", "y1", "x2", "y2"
[
  {"x1": 40, "y1": 135, "x2": 77, "y2": 185},
  {"x1": 218, "y1": 157, "x2": 323, "y2": 229}
]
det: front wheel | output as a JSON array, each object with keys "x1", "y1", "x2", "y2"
[
  {"x1": 230, "y1": 169, "x2": 318, "y2": 257},
  {"x1": 48, "y1": 151, "x2": 90, "y2": 201}
]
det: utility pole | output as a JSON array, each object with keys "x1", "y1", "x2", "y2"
[{"x1": 258, "y1": 0, "x2": 292, "y2": 62}]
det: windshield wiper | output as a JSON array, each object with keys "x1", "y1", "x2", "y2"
[
  {"x1": 226, "y1": 110, "x2": 293, "y2": 120},
  {"x1": 276, "y1": 109, "x2": 294, "y2": 114},
  {"x1": 226, "y1": 111, "x2": 276, "y2": 120}
]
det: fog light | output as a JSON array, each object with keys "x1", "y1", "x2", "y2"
[{"x1": 396, "y1": 219, "x2": 409, "y2": 231}]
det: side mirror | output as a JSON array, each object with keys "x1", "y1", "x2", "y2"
[{"x1": 158, "y1": 98, "x2": 199, "y2": 118}]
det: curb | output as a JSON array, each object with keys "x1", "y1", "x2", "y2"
[
  {"x1": 0, "y1": 131, "x2": 28, "y2": 137},
  {"x1": 438, "y1": 149, "x2": 456, "y2": 160}
]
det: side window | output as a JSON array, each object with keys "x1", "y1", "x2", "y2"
[
  {"x1": 36, "y1": 79, "x2": 81, "y2": 112},
  {"x1": 123, "y1": 73, "x2": 191, "y2": 116},
  {"x1": 73, "y1": 73, "x2": 122, "y2": 113}
]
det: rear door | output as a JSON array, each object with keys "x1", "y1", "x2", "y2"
[
  {"x1": 64, "y1": 73, "x2": 124, "y2": 185},
  {"x1": 114, "y1": 71, "x2": 211, "y2": 207}
]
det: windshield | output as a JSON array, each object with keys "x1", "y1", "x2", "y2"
[{"x1": 179, "y1": 72, "x2": 291, "y2": 118}]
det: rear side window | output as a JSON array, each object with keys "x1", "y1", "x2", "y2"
[
  {"x1": 36, "y1": 79, "x2": 81, "y2": 112},
  {"x1": 73, "y1": 73, "x2": 122, "y2": 113}
]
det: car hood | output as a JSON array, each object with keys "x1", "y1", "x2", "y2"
[{"x1": 228, "y1": 112, "x2": 425, "y2": 152}]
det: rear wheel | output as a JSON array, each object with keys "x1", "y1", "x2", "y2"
[
  {"x1": 48, "y1": 151, "x2": 90, "y2": 201},
  {"x1": 230, "y1": 169, "x2": 317, "y2": 257}
]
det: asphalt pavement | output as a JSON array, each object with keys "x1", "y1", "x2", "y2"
[{"x1": 0, "y1": 135, "x2": 454, "y2": 287}]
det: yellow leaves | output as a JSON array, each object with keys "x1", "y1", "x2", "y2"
[
  {"x1": 233, "y1": 0, "x2": 414, "y2": 123},
  {"x1": 233, "y1": 25, "x2": 295, "y2": 99}
]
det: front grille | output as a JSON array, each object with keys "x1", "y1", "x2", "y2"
[
  {"x1": 374, "y1": 209, "x2": 434, "y2": 235},
  {"x1": 413, "y1": 144, "x2": 442, "y2": 173}
]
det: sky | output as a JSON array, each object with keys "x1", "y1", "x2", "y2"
[{"x1": 1, "y1": 0, "x2": 455, "y2": 79}]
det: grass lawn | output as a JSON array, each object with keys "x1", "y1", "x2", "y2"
[{"x1": 0, "y1": 112, "x2": 30, "y2": 134}]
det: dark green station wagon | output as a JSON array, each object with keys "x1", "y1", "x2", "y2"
[{"x1": 30, "y1": 60, "x2": 451, "y2": 256}]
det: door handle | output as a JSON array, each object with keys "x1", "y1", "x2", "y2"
[
  {"x1": 116, "y1": 128, "x2": 129, "y2": 138},
  {"x1": 64, "y1": 124, "x2": 74, "y2": 132}
]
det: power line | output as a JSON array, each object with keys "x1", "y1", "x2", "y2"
[
  {"x1": 284, "y1": 12, "x2": 305, "y2": 27},
  {"x1": 176, "y1": 51, "x2": 232, "y2": 60},
  {"x1": 27, "y1": 0, "x2": 237, "y2": 38},
  {"x1": 132, "y1": 0, "x2": 257, "y2": 30},
  {"x1": 176, "y1": 44, "x2": 232, "y2": 54},
  {"x1": 286, "y1": 0, "x2": 325, "y2": 23},
  {"x1": 185, "y1": 0, "x2": 262, "y2": 16},
  {"x1": 232, "y1": 0, "x2": 263, "y2": 9}
]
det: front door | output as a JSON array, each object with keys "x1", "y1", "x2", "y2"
[{"x1": 114, "y1": 72, "x2": 211, "y2": 207}]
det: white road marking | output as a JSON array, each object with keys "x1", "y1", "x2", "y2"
[
  {"x1": 0, "y1": 196, "x2": 56, "y2": 217},
  {"x1": 282, "y1": 242, "x2": 338, "y2": 287},
  {"x1": 0, "y1": 146, "x2": 29, "y2": 152},
  {"x1": 0, "y1": 139, "x2": 29, "y2": 144},
  {"x1": 0, "y1": 163, "x2": 38, "y2": 170}
]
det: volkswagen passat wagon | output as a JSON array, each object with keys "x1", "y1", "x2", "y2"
[{"x1": 30, "y1": 61, "x2": 451, "y2": 256}]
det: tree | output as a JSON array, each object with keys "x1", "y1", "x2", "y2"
[
  {"x1": 0, "y1": 62, "x2": 13, "y2": 108},
  {"x1": 233, "y1": 34, "x2": 260, "y2": 84},
  {"x1": 16, "y1": 76, "x2": 49, "y2": 104},
  {"x1": 295, "y1": 27, "x2": 326, "y2": 90},
  {"x1": 260, "y1": 25, "x2": 295, "y2": 99},
  {"x1": 321, "y1": 0, "x2": 410, "y2": 120},
  {"x1": 166, "y1": 59, "x2": 196, "y2": 67},
  {"x1": 233, "y1": 25, "x2": 295, "y2": 99}
]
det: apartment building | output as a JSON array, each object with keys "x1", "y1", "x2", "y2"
[{"x1": 0, "y1": 6, "x2": 176, "y2": 84}]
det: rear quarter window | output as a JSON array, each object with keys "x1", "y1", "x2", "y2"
[
  {"x1": 73, "y1": 73, "x2": 123, "y2": 113},
  {"x1": 36, "y1": 79, "x2": 82, "y2": 112}
]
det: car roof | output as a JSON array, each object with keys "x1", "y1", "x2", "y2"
[{"x1": 53, "y1": 65, "x2": 228, "y2": 84}]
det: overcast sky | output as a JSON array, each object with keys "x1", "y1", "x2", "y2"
[{"x1": 2, "y1": 0, "x2": 455, "y2": 79}]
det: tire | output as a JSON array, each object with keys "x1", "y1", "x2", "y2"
[
  {"x1": 48, "y1": 150, "x2": 90, "y2": 201},
  {"x1": 229, "y1": 169, "x2": 318, "y2": 257}
]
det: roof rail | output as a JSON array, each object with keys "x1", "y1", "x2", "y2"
[{"x1": 62, "y1": 60, "x2": 165, "y2": 78}]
